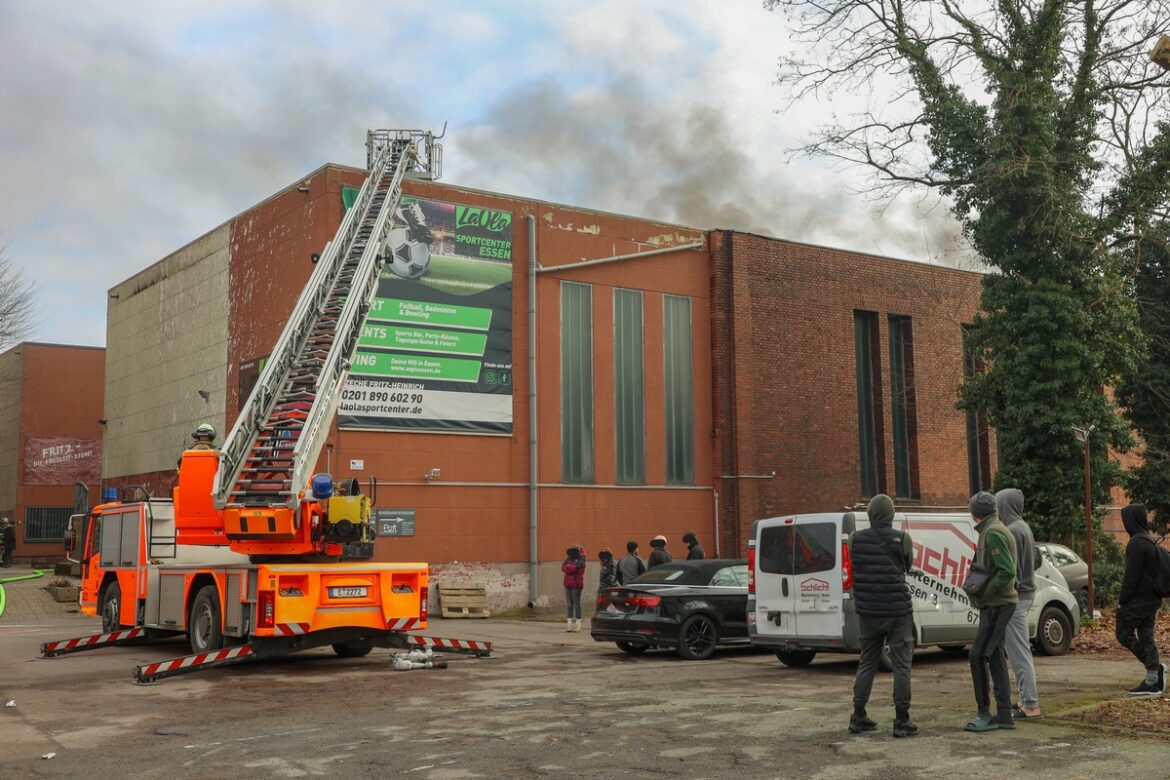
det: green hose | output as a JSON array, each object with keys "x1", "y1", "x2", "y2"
[{"x1": 0, "y1": 569, "x2": 48, "y2": 619}]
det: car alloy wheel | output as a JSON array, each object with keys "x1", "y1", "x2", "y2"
[{"x1": 677, "y1": 614, "x2": 718, "y2": 660}]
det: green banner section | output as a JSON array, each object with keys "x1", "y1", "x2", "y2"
[
  {"x1": 368, "y1": 297, "x2": 493, "y2": 330},
  {"x1": 359, "y1": 324, "x2": 488, "y2": 356},
  {"x1": 351, "y1": 351, "x2": 482, "y2": 382}
]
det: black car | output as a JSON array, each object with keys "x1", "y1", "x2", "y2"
[{"x1": 589, "y1": 559, "x2": 749, "y2": 660}]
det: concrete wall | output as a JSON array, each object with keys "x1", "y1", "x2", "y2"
[
  {"x1": 103, "y1": 224, "x2": 230, "y2": 481},
  {"x1": 0, "y1": 348, "x2": 22, "y2": 513}
]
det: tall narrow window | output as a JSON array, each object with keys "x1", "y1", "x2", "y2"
[
  {"x1": 963, "y1": 325, "x2": 992, "y2": 493},
  {"x1": 888, "y1": 316, "x2": 919, "y2": 498},
  {"x1": 854, "y1": 311, "x2": 884, "y2": 497},
  {"x1": 664, "y1": 295, "x2": 694, "y2": 485},
  {"x1": 561, "y1": 282, "x2": 594, "y2": 483},
  {"x1": 614, "y1": 289, "x2": 645, "y2": 484}
]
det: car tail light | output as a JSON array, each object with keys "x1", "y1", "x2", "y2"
[
  {"x1": 596, "y1": 593, "x2": 608, "y2": 608},
  {"x1": 748, "y1": 545, "x2": 756, "y2": 594},
  {"x1": 257, "y1": 589, "x2": 275, "y2": 628},
  {"x1": 626, "y1": 594, "x2": 661, "y2": 609},
  {"x1": 419, "y1": 585, "x2": 428, "y2": 622},
  {"x1": 841, "y1": 541, "x2": 853, "y2": 591}
]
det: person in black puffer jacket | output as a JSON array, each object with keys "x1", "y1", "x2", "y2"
[
  {"x1": 1116, "y1": 504, "x2": 1166, "y2": 695},
  {"x1": 849, "y1": 493, "x2": 917, "y2": 738}
]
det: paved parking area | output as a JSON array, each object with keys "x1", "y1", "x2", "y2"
[{"x1": 1, "y1": 574, "x2": 1167, "y2": 779}]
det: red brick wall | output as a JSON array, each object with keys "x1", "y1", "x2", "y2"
[
  {"x1": 14, "y1": 344, "x2": 106, "y2": 559},
  {"x1": 711, "y1": 232, "x2": 987, "y2": 555}
]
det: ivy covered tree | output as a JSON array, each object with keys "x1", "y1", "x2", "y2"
[
  {"x1": 1116, "y1": 232, "x2": 1170, "y2": 530},
  {"x1": 765, "y1": 0, "x2": 1170, "y2": 538}
]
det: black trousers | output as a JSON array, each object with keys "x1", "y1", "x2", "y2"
[
  {"x1": 1116, "y1": 598, "x2": 1161, "y2": 670},
  {"x1": 970, "y1": 603, "x2": 1015, "y2": 717}
]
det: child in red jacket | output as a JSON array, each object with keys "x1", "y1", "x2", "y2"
[{"x1": 562, "y1": 546, "x2": 586, "y2": 632}]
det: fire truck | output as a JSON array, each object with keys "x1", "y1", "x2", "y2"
[{"x1": 43, "y1": 129, "x2": 490, "y2": 682}]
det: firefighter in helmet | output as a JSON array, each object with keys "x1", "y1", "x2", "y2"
[{"x1": 190, "y1": 423, "x2": 217, "y2": 451}]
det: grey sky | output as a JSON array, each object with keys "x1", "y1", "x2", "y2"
[{"x1": 0, "y1": 1, "x2": 968, "y2": 348}]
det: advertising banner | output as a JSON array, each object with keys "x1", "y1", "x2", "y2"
[
  {"x1": 339, "y1": 193, "x2": 513, "y2": 433},
  {"x1": 24, "y1": 436, "x2": 102, "y2": 486}
]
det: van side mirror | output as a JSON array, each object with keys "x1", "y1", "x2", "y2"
[{"x1": 1033, "y1": 548, "x2": 1042, "y2": 571}]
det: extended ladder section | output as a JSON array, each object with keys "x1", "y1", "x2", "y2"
[{"x1": 213, "y1": 129, "x2": 442, "y2": 509}]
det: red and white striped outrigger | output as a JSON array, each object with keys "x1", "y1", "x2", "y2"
[{"x1": 41, "y1": 626, "x2": 492, "y2": 684}]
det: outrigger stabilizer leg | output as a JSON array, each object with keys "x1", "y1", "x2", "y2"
[
  {"x1": 40, "y1": 627, "x2": 155, "y2": 658},
  {"x1": 132, "y1": 630, "x2": 492, "y2": 684}
]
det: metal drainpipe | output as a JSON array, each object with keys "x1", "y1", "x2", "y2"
[{"x1": 527, "y1": 215, "x2": 539, "y2": 607}]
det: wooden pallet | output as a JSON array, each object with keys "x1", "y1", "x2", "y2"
[{"x1": 438, "y1": 584, "x2": 491, "y2": 618}]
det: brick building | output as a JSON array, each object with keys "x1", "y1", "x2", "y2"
[
  {"x1": 100, "y1": 162, "x2": 995, "y2": 607},
  {"x1": 103, "y1": 165, "x2": 712, "y2": 607},
  {"x1": 710, "y1": 231, "x2": 993, "y2": 555},
  {"x1": 0, "y1": 342, "x2": 105, "y2": 562}
]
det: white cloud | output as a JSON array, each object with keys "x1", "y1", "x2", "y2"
[{"x1": 0, "y1": 1, "x2": 968, "y2": 347}]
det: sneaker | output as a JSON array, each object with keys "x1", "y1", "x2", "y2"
[
  {"x1": 892, "y1": 720, "x2": 919, "y2": 738},
  {"x1": 848, "y1": 715, "x2": 877, "y2": 734},
  {"x1": 1128, "y1": 680, "x2": 1161, "y2": 696}
]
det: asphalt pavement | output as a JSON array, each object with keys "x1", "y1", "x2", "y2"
[{"x1": 2, "y1": 573, "x2": 1168, "y2": 779}]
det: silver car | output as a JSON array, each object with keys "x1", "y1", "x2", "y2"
[{"x1": 1036, "y1": 542, "x2": 1090, "y2": 615}]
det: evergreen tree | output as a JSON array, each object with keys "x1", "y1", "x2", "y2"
[{"x1": 765, "y1": 1, "x2": 1168, "y2": 537}]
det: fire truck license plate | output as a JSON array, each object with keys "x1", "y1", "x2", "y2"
[{"x1": 328, "y1": 586, "x2": 368, "y2": 599}]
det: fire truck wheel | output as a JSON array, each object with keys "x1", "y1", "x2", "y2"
[
  {"x1": 189, "y1": 585, "x2": 225, "y2": 654},
  {"x1": 332, "y1": 642, "x2": 374, "y2": 658},
  {"x1": 100, "y1": 582, "x2": 124, "y2": 633}
]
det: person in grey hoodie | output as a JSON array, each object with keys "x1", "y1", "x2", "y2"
[{"x1": 997, "y1": 488, "x2": 1041, "y2": 719}]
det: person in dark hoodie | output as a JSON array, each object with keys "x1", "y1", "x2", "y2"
[
  {"x1": 849, "y1": 493, "x2": 917, "y2": 738},
  {"x1": 997, "y1": 488, "x2": 1041, "y2": 719},
  {"x1": 1116, "y1": 503, "x2": 1166, "y2": 695},
  {"x1": 682, "y1": 531, "x2": 705, "y2": 560},
  {"x1": 965, "y1": 491, "x2": 1018, "y2": 732}
]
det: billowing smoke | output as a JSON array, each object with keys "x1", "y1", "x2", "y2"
[{"x1": 453, "y1": 78, "x2": 974, "y2": 269}]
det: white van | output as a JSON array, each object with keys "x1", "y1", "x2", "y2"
[{"x1": 747, "y1": 511, "x2": 1080, "y2": 667}]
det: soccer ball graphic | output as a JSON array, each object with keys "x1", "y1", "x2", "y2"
[{"x1": 383, "y1": 227, "x2": 431, "y2": 280}]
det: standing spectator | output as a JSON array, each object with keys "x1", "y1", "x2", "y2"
[
  {"x1": 964, "y1": 491, "x2": 1018, "y2": 732},
  {"x1": 597, "y1": 548, "x2": 619, "y2": 590},
  {"x1": 617, "y1": 540, "x2": 646, "y2": 585},
  {"x1": 561, "y1": 545, "x2": 586, "y2": 632},
  {"x1": 997, "y1": 488, "x2": 1042, "y2": 719},
  {"x1": 1116, "y1": 503, "x2": 1166, "y2": 695},
  {"x1": 0, "y1": 517, "x2": 15, "y2": 567},
  {"x1": 647, "y1": 535, "x2": 673, "y2": 568},
  {"x1": 848, "y1": 493, "x2": 917, "y2": 737},
  {"x1": 682, "y1": 531, "x2": 706, "y2": 560}
]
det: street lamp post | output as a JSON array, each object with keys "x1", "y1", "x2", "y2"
[{"x1": 1072, "y1": 424, "x2": 1096, "y2": 617}]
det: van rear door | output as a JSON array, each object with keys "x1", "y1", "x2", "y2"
[
  {"x1": 791, "y1": 516, "x2": 844, "y2": 639},
  {"x1": 752, "y1": 518, "x2": 799, "y2": 641},
  {"x1": 752, "y1": 514, "x2": 845, "y2": 642}
]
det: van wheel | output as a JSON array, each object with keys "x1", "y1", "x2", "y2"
[
  {"x1": 99, "y1": 582, "x2": 124, "y2": 633},
  {"x1": 776, "y1": 649, "x2": 816, "y2": 667},
  {"x1": 677, "y1": 615, "x2": 718, "y2": 660},
  {"x1": 1035, "y1": 606, "x2": 1072, "y2": 656},
  {"x1": 616, "y1": 641, "x2": 648, "y2": 656},
  {"x1": 188, "y1": 585, "x2": 225, "y2": 654}
]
